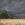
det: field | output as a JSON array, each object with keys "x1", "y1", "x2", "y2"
[{"x1": 0, "y1": 19, "x2": 25, "y2": 25}]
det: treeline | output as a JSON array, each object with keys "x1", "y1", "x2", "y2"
[
  {"x1": 0, "y1": 10, "x2": 25, "y2": 19},
  {"x1": 0, "y1": 10, "x2": 15, "y2": 19}
]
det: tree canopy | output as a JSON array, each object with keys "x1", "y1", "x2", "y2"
[{"x1": 1, "y1": 10, "x2": 9, "y2": 19}]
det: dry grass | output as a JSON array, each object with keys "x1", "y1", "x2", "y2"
[{"x1": 0, "y1": 19, "x2": 25, "y2": 25}]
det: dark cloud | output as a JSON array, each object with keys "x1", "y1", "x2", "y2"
[{"x1": 0, "y1": 0, "x2": 25, "y2": 16}]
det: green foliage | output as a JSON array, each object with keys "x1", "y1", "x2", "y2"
[
  {"x1": 0, "y1": 10, "x2": 14, "y2": 19},
  {"x1": 1, "y1": 10, "x2": 9, "y2": 19}
]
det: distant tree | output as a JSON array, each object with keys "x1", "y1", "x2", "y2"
[
  {"x1": 9, "y1": 14, "x2": 14, "y2": 19},
  {"x1": 10, "y1": 16, "x2": 13, "y2": 19},
  {"x1": 1, "y1": 10, "x2": 9, "y2": 19}
]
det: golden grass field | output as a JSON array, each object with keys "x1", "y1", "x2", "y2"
[
  {"x1": 0, "y1": 19, "x2": 25, "y2": 23},
  {"x1": 0, "y1": 19, "x2": 25, "y2": 25}
]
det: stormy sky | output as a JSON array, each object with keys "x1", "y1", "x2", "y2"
[{"x1": 0, "y1": 0, "x2": 25, "y2": 16}]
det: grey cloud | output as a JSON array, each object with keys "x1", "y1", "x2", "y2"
[{"x1": 0, "y1": 0, "x2": 25, "y2": 16}]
